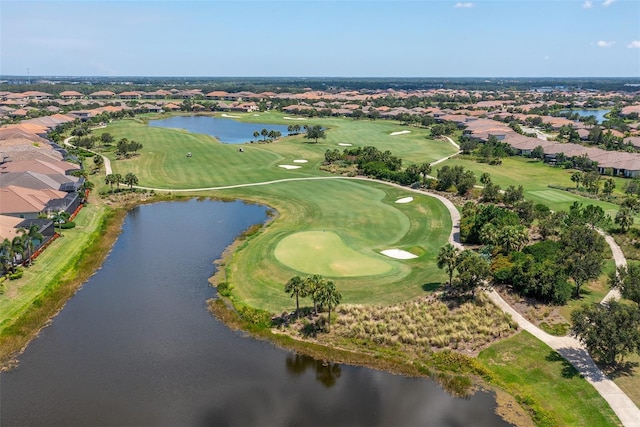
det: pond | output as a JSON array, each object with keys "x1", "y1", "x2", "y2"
[
  {"x1": 559, "y1": 109, "x2": 610, "y2": 124},
  {"x1": 149, "y1": 115, "x2": 293, "y2": 144},
  {"x1": 0, "y1": 199, "x2": 512, "y2": 426}
]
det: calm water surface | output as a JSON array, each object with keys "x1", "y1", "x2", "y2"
[
  {"x1": 0, "y1": 200, "x2": 512, "y2": 426},
  {"x1": 149, "y1": 116, "x2": 292, "y2": 144},
  {"x1": 559, "y1": 109, "x2": 610, "y2": 123}
]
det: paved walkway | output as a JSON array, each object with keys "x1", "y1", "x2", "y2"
[{"x1": 63, "y1": 136, "x2": 112, "y2": 174}]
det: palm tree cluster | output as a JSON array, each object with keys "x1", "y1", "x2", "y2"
[
  {"x1": 284, "y1": 274, "x2": 342, "y2": 330},
  {"x1": 0, "y1": 225, "x2": 44, "y2": 274},
  {"x1": 252, "y1": 128, "x2": 282, "y2": 143}
]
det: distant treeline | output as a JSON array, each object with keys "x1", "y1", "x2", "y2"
[{"x1": 2, "y1": 77, "x2": 640, "y2": 93}]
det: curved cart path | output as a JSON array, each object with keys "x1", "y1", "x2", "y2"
[{"x1": 63, "y1": 136, "x2": 112, "y2": 175}]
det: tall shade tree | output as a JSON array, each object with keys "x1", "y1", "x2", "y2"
[
  {"x1": 571, "y1": 171, "x2": 582, "y2": 189},
  {"x1": 304, "y1": 125, "x2": 326, "y2": 144},
  {"x1": 615, "y1": 207, "x2": 634, "y2": 232},
  {"x1": 316, "y1": 280, "x2": 342, "y2": 330},
  {"x1": 453, "y1": 250, "x2": 491, "y2": 298},
  {"x1": 560, "y1": 224, "x2": 607, "y2": 298},
  {"x1": 437, "y1": 243, "x2": 461, "y2": 287},
  {"x1": 610, "y1": 263, "x2": 640, "y2": 306},
  {"x1": 571, "y1": 301, "x2": 640, "y2": 366},
  {"x1": 285, "y1": 276, "x2": 307, "y2": 319}
]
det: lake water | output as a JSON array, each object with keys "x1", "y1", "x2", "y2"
[
  {"x1": 559, "y1": 109, "x2": 610, "y2": 123},
  {"x1": 149, "y1": 116, "x2": 293, "y2": 144},
  {"x1": 0, "y1": 199, "x2": 511, "y2": 426}
]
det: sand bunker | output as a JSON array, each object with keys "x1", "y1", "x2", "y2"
[
  {"x1": 380, "y1": 249, "x2": 419, "y2": 259},
  {"x1": 283, "y1": 116, "x2": 306, "y2": 121},
  {"x1": 390, "y1": 130, "x2": 411, "y2": 136},
  {"x1": 338, "y1": 143, "x2": 353, "y2": 146},
  {"x1": 293, "y1": 159, "x2": 308, "y2": 163},
  {"x1": 395, "y1": 197, "x2": 413, "y2": 204},
  {"x1": 221, "y1": 113, "x2": 241, "y2": 118},
  {"x1": 278, "y1": 165, "x2": 302, "y2": 170}
]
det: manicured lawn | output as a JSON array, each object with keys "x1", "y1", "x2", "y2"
[
  {"x1": 479, "y1": 331, "x2": 620, "y2": 427},
  {"x1": 95, "y1": 113, "x2": 458, "y2": 190},
  {"x1": 433, "y1": 156, "x2": 627, "y2": 217},
  {"x1": 217, "y1": 179, "x2": 451, "y2": 313},
  {"x1": 0, "y1": 203, "x2": 105, "y2": 333},
  {"x1": 274, "y1": 230, "x2": 394, "y2": 277}
]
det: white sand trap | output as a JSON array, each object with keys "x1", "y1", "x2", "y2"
[
  {"x1": 338, "y1": 143, "x2": 353, "y2": 146},
  {"x1": 390, "y1": 130, "x2": 411, "y2": 136},
  {"x1": 253, "y1": 114, "x2": 260, "y2": 116},
  {"x1": 293, "y1": 159, "x2": 308, "y2": 163},
  {"x1": 283, "y1": 116, "x2": 306, "y2": 121},
  {"x1": 395, "y1": 197, "x2": 413, "y2": 204},
  {"x1": 381, "y1": 249, "x2": 418, "y2": 259},
  {"x1": 221, "y1": 113, "x2": 241, "y2": 118},
  {"x1": 278, "y1": 165, "x2": 302, "y2": 170}
]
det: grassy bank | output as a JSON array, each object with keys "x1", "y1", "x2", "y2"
[
  {"x1": 479, "y1": 331, "x2": 620, "y2": 427},
  {"x1": 0, "y1": 202, "x2": 124, "y2": 368}
]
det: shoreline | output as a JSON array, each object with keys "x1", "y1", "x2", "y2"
[{"x1": 0, "y1": 192, "x2": 531, "y2": 425}]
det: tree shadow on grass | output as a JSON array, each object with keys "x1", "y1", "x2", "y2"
[
  {"x1": 421, "y1": 282, "x2": 441, "y2": 292},
  {"x1": 605, "y1": 361, "x2": 639, "y2": 380},
  {"x1": 546, "y1": 350, "x2": 582, "y2": 379}
]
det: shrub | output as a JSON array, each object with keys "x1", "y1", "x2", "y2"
[
  {"x1": 237, "y1": 305, "x2": 273, "y2": 329},
  {"x1": 9, "y1": 270, "x2": 24, "y2": 280},
  {"x1": 60, "y1": 221, "x2": 76, "y2": 229},
  {"x1": 217, "y1": 281, "x2": 232, "y2": 297}
]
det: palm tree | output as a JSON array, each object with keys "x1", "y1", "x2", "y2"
[
  {"x1": 19, "y1": 225, "x2": 43, "y2": 266},
  {"x1": 305, "y1": 274, "x2": 325, "y2": 315},
  {"x1": 418, "y1": 162, "x2": 431, "y2": 185},
  {"x1": 105, "y1": 173, "x2": 115, "y2": 191},
  {"x1": 571, "y1": 171, "x2": 582, "y2": 189},
  {"x1": 253, "y1": 131, "x2": 260, "y2": 142},
  {"x1": 113, "y1": 173, "x2": 123, "y2": 190},
  {"x1": 124, "y1": 172, "x2": 138, "y2": 190},
  {"x1": 316, "y1": 280, "x2": 342, "y2": 330},
  {"x1": 0, "y1": 238, "x2": 15, "y2": 274},
  {"x1": 437, "y1": 243, "x2": 460, "y2": 287},
  {"x1": 260, "y1": 128, "x2": 268, "y2": 142},
  {"x1": 284, "y1": 276, "x2": 307, "y2": 319},
  {"x1": 51, "y1": 211, "x2": 70, "y2": 235},
  {"x1": 11, "y1": 235, "x2": 25, "y2": 267}
]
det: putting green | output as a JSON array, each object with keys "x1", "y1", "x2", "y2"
[{"x1": 274, "y1": 230, "x2": 393, "y2": 277}]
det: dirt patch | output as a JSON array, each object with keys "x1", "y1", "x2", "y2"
[{"x1": 494, "y1": 286, "x2": 568, "y2": 330}]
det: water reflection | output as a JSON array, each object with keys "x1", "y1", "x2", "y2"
[{"x1": 286, "y1": 353, "x2": 343, "y2": 388}]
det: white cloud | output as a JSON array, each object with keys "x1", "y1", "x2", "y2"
[
  {"x1": 595, "y1": 40, "x2": 615, "y2": 48},
  {"x1": 582, "y1": 1, "x2": 593, "y2": 8},
  {"x1": 544, "y1": 55, "x2": 550, "y2": 61},
  {"x1": 628, "y1": 40, "x2": 640, "y2": 49},
  {"x1": 454, "y1": 2, "x2": 474, "y2": 8},
  {"x1": 602, "y1": 0, "x2": 615, "y2": 6}
]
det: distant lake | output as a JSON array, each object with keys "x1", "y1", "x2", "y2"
[
  {"x1": 559, "y1": 109, "x2": 610, "y2": 124},
  {"x1": 0, "y1": 200, "x2": 512, "y2": 427},
  {"x1": 149, "y1": 115, "x2": 293, "y2": 144}
]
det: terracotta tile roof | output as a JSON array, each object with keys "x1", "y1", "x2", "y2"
[
  {"x1": 0, "y1": 159, "x2": 80, "y2": 175},
  {"x1": 0, "y1": 185, "x2": 66, "y2": 215},
  {"x1": 0, "y1": 214, "x2": 23, "y2": 240}
]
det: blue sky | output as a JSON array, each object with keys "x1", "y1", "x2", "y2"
[{"x1": 1, "y1": 0, "x2": 639, "y2": 77}]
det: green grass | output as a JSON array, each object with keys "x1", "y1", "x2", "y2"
[
  {"x1": 433, "y1": 156, "x2": 627, "y2": 217},
  {"x1": 274, "y1": 230, "x2": 393, "y2": 277},
  {"x1": 94, "y1": 113, "x2": 457, "y2": 189},
  {"x1": 0, "y1": 203, "x2": 105, "y2": 333},
  {"x1": 217, "y1": 179, "x2": 451, "y2": 313},
  {"x1": 479, "y1": 331, "x2": 620, "y2": 427}
]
